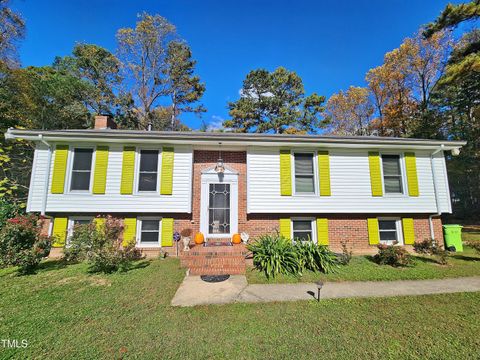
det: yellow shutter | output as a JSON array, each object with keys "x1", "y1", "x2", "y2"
[
  {"x1": 279, "y1": 218, "x2": 291, "y2": 239},
  {"x1": 93, "y1": 146, "x2": 109, "y2": 194},
  {"x1": 404, "y1": 152, "x2": 419, "y2": 197},
  {"x1": 52, "y1": 217, "x2": 68, "y2": 247},
  {"x1": 123, "y1": 218, "x2": 137, "y2": 246},
  {"x1": 402, "y1": 218, "x2": 415, "y2": 245},
  {"x1": 120, "y1": 146, "x2": 135, "y2": 195},
  {"x1": 318, "y1": 151, "x2": 331, "y2": 196},
  {"x1": 51, "y1": 145, "x2": 69, "y2": 194},
  {"x1": 280, "y1": 149, "x2": 292, "y2": 196},
  {"x1": 160, "y1": 147, "x2": 174, "y2": 195},
  {"x1": 161, "y1": 218, "x2": 174, "y2": 246},
  {"x1": 368, "y1": 152, "x2": 383, "y2": 197},
  {"x1": 367, "y1": 218, "x2": 380, "y2": 245},
  {"x1": 316, "y1": 218, "x2": 329, "y2": 245}
]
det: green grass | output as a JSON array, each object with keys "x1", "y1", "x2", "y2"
[
  {"x1": 247, "y1": 246, "x2": 480, "y2": 284},
  {"x1": 0, "y1": 258, "x2": 480, "y2": 359},
  {"x1": 463, "y1": 227, "x2": 480, "y2": 243}
]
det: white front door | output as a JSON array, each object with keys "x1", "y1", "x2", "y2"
[{"x1": 200, "y1": 168, "x2": 238, "y2": 239}]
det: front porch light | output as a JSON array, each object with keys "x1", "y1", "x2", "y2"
[{"x1": 215, "y1": 157, "x2": 225, "y2": 173}]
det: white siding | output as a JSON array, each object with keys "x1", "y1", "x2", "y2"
[
  {"x1": 247, "y1": 147, "x2": 452, "y2": 214},
  {"x1": 28, "y1": 143, "x2": 193, "y2": 213}
]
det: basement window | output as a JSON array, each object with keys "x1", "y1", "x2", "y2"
[
  {"x1": 138, "y1": 218, "x2": 161, "y2": 247},
  {"x1": 378, "y1": 219, "x2": 402, "y2": 245},
  {"x1": 67, "y1": 217, "x2": 93, "y2": 245},
  {"x1": 292, "y1": 219, "x2": 314, "y2": 242}
]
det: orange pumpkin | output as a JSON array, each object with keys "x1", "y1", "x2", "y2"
[
  {"x1": 194, "y1": 232, "x2": 204, "y2": 245},
  {"x1": 232, "y1": 233, "x2": 242, "y2": 244}
]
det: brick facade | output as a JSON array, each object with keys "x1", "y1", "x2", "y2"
[{"x1": 42, "y1": 150, "x2": 445, "y2": 257}]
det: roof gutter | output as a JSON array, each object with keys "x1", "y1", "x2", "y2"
[
  {"x1": 38, "y1": 135, "x2": 52, "y2": 216},
  {"x1": 4, "y1": 128, "x2": 467, "y2": 150}
]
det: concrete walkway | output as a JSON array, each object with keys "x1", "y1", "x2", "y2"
[{"x1": 171, "y1": 275, "x2": 480, "y2": 307}]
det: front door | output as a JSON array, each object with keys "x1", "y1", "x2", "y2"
[
  {"x1": 200, "y1": 168, "x2": 238, "y2": 239},
  {"x1": 208, "y1": 183, "x2": 231, "y2": 235}
]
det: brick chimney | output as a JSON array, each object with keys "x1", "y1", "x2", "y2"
[{"x1": 94, "y1": 115, "x2": 117, "y2": 130}]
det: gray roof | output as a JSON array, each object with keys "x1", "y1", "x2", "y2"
[{"x1": 5, "y1": 128, "x2": 466, "y2": 149}]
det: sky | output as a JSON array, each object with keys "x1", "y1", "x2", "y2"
[{"x1": 12, "y1": 0, "x2": 460, "y2": 130}]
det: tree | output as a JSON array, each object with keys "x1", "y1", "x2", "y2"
[
  {"x1": 53, "y1": 43, "x2": 122, "y2": 115},
  {"x1": 0, "y1": 0, "x2": 24, "y2": 67},
  {"x1": 430, "y1": 31, "x2": 480, "y2": 218},
  {"x1": 424, "y1": 0, "x2": 480, "y2": 38},
  {"x1": 424, "y1": 1, "x2": 480, "y2": 219},
  {"x1": 365, "y1": 30, "x2": 451, "y2": 137},
  {"x1": 164, "y1": 41, "x2": 205, "y2": 129},
  {"x1": 224, "y1": 67, "x2": 325, "y2": 133},
  {"x1": 365, "y1": 65, "x2": 389, "y2": 135},
  {"x1": 0, "y1": 66, "x2": 92, "y2": 202},
  {"x1": 116, "y1": 12, "x2": 204, "y2": 130},
  {"x1": 324, "y1": 86, "x2": 374, "y2": 136}
]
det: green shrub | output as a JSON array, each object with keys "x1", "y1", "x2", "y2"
[
  {"x1": 413, "y1": 238, "x2": 449, "y2": 265},
  {"x1": 413, "y1": 238, "x2": 437, "y2": 254},
  {"x1": 247, "y1": 234, "x2": 301, "y2": 278},
  {"x1": 338, "y1": 240, "x2": 353, "y2": 265},
  {"x1": 0, "y1": 214, "x2": 51, "y2": 274},
  {"x1": 373, "y1": 243, "x2": 412, "y2": 267},
  {"x1": 0, "y1": 199, "x2": 23, "y2": 229},
  {"x1": 294, "y1": 241, "x2": 338, "y2": 273},
  {"x1": 63, "y1": 222, "x2": 96, "y2": 263},
  {"x1": 63, "y1": 216, "x2": 144, "y2": 273}
]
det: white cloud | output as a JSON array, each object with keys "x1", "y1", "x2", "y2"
[
  {"x1": 239, "y1": 88, "x2": 274, "y2": 99},
  {"x1": 206, "y1": 115, "x2": 226, "y2": 132}
]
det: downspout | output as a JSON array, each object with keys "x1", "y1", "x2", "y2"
[
  {"x1": 429, "y1": 144, "x2": 444, "y2": 241},
  {"x1": 38, "y1": 134, "x2": 52, "y2": 217}
]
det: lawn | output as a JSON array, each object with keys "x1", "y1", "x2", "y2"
[
  {"x1": 463, "y1": 225, "x2": 480, "y2": 243},
  {"x1": 1, "y1": 258, "x2": 480, "y2": 359},
  {"x1": 246, "y1": 246, "x2": 480, "y2": 284}
]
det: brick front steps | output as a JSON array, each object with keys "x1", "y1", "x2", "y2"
[{"x1": 180, "y1": 244, "x2": 249, "y2": 275}]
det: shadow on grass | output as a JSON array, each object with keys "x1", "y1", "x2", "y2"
[
  {"x1": 365, "y1": 255, "x2": 416, "y2": 268},
  {"x1": 413, "y1": 256, "x2": 439, "y2": 265},
  {"x1": 38, "y1": 259, "x2": 68, "y2": 272},
  {"x1": 86, "y1": 259, "x2": 151, "y2": 274},
  {"x1": 449, "y1": 254, "x2": 480, "y2": 262}
]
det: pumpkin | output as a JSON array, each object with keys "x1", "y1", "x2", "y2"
[
  {"x1": 194, "y1": 232, "x2": 204, "y2": 245},
  {"x1": 232, "y1": 233, "x2": 241, "y2": 244}
]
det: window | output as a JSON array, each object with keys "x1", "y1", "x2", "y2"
[
  {"x1": 67, "y1": 217, "x2": 93, "y2": 244},
  {"x1": 70, "y1": 148, "x2": 93, "y2": 191},
  {"x1": 139, "y1": 218, "x2": 160, "y2": 246},
  {"x1": 294, "y1": 153, "x2": 315, "y2": 193},
  {"x1": 138, "y1": 150, "x2": 159, "y2": 192},
  {"x1": 292, "y1": 220, "x2": 314, "y2": 242},
  {"x1": 382, "y1": 155, "x2": 403, "y2": 194},
  {"x1": 378, "y1": 219, "x2": 400, "y2": 245}
]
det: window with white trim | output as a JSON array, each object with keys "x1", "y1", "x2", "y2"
[
  {"x1": 294, "y1": 153, "x2": 315, "y2": 193},
  {"x1": 138, "y1": 218, "x2": 161, "y2": 246},
  {"x1": 70, "y1": 148, "x2": 93, "y2": 191},
  {"x1": 381, "y1": 154, "x2": 403, "y2": 194},
  {"x1": 138, "y1": 150, "x2": 159, "y2": 192},
  {"x1": 67, "y1": 217, "x2": 93, "y2": 244},
  {"x1": 378, "y1": 219, "x2": 400, "y2": 245},
  {"x1": 292, "y1": 219, "x2": 314, "y2": 242}
]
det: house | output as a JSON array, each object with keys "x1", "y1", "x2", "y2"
[{"x1": 5, "y1": 116, "x2": 465, "y2": 273}]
